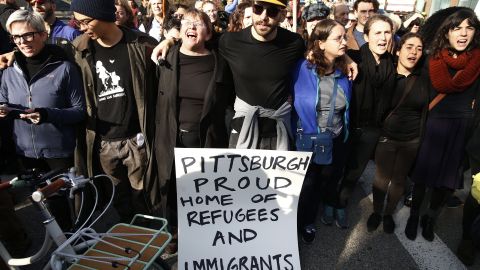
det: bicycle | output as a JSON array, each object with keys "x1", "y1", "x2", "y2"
[{"x1": 0, "y1": 168, "x2": 172, "y2": 270}]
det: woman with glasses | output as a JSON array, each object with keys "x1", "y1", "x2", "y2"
[
  {"x1": 0, "y1": 10, "x2": 85, "y2": 230},
  {"x1": 366, "y1": 32, "x2": 427, "y2": 234},
  {"x1": 292, "y1": 19, "x2": 352, "y2": 243},
  {"x1": 154, "y1": 8, "x2": 229, "y2": 251}
]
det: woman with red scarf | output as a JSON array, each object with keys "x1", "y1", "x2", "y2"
[{"x1": 404, "y1": 8, "x2": 480, "y2": 242}]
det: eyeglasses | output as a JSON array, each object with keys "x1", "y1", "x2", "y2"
[
  {"x1": 173, "y1": 13, "x2": 184, "y2": 19},
  {"x1": 181, "y1": 20, "x2": 205, "y2": 28},
  {"x1": 72, "y1": 18, "x2": 96, "y2": 28},
  {"x1": 327, "y1": 35, "x2": 348, "y2": 43},
  {"x1": 252, "y1": 4, "x2": 281, "y2": 18},
  {"x1": 10, "y1": 31, "x2": 43, "y2": 44}
]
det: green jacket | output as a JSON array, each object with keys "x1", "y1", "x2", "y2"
[{"x1": 72, "y1": 26, "x2": 161, "y2": 213}]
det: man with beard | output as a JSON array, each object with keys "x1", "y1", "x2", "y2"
[
  {"x1": 220, "y1": 0, "x2": 304, "y2": 150},
  {"x1": 30, "y1": 0, "x2": 81, "y2": 44}
]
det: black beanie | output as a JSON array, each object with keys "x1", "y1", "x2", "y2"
[{"x1": 70, "y1": 0, "x2": 116, "y2": 22}]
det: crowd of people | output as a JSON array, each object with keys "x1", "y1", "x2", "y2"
[{"x1": 0, "y1": 0, "x2": 479, "y2": 267}]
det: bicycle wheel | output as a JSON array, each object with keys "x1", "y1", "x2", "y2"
[{"x1": 148, "y1": 257, "x2": 171, "y2": 270}]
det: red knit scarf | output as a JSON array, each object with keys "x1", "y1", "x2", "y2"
[{"x1": 429, "y1": 48, "x2": 480, "y2": 93}]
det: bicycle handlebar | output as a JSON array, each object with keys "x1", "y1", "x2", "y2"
[
  {"x1": 32, "y1": 179, "x2": 68, "y2": 202},
  {"x1": 0, "y1": 181, "x2": 12, "y2": 191}
]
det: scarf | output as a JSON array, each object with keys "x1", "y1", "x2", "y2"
[
  {"x1": 429, "y1": 48, "x2": 480, "y2": 93},
  {"x1": 352, "y1": 44, "x2": 396, "y2": 128}
]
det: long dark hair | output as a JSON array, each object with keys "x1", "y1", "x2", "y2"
[
  {"x1": 429, "y1": 8, "x2": 480, "y2": 57},
  {"x1": 227, "y1": 2, "x2": 250, "y2": 32},
  {"x1": 306, "y1": 19, "x2": 348, "y2": 76}
]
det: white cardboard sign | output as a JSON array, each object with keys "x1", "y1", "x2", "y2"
[{"x1": 175, "y1": 148, "x2": 311, "y2": 270}]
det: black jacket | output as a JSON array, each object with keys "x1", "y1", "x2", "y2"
[{"x1": 154, "y1": 44, "x2": 229, "y2": 215}]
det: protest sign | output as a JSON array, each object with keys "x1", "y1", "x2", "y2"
[{"x1": 175, "y1": 148, "x2": 312, "y2": 270}]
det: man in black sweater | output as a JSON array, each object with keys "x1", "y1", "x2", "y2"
[{"x1": 220, "y1": 0, "x2": 305, "y2": 150}]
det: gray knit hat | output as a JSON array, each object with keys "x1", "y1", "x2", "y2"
[
  {"x1": 302, "y1": 2, "x2": 330, "y2": 22},
  {"x1": 70, "y1": 0, "x2": 116, "y2": 22}
]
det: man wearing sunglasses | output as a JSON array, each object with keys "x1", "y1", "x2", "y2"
[
  {"x1": 70, "y1": 0, "x2": 160, "y2": 221},
  {"x1": 219, "y1": 0, "x2": 304, "y2": 150},
  {"x1": 30, "y1": 0, "x2": 81, "y2": 44}
]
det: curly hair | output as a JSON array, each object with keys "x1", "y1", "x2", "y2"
[
  {"x1": 306, "y1": 19, "x2": 348, "y2": 76},
  {"x1": 115, "y1": 0, "x2": 136, "y2": 29},
  {"x1": 227, "y1": 2, "x2": 251, "y2": 32},
  {"x1": 429, "y1": 8, "x2": 480, "y2": 57}
]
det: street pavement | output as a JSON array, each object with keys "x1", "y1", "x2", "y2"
[{"x1": 3, "y1": 161, "x2": 480, "y2": 270}]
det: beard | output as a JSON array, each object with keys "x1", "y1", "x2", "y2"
[{"x1": 252, "y1": 20, "x2": 276, "y2": 38}]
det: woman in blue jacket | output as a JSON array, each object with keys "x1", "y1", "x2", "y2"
[
  {"x1": 292, "y1": 19, "x2": 352, "y2": 243},
  {"x1": 0, "y1": 10, "x2": 85, "y2": 170},
  {"x1": 0, "y1": 10, "x2": 85, "y2": 230}
]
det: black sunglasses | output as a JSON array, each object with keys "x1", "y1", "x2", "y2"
[{"x1": 252, "y1": 4, "x2": 281, "y2": 18}]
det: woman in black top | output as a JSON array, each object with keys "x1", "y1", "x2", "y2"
[
  {"x1": 367, "y1": 33, "x2": 428, "y2": 234},
  {"x1": 154, "y1": 8, "x2": 228, "y2": 228},
  {"x1": 339, "y1": 15, "x2": 397, "y2": 227},
  {"x1": 404, "y1": 8, "x2": 480, "y2": 242}
]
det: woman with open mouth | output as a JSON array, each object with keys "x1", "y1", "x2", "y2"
[
  {"x1": 367, "y1": 32, "x2": 428, "y2": 234},
  {"x1": 338, "y1": 14, "x2": 397, "y2": 228},
  {"x1": 154, "y1": 8, "x2": 229, "y2": 254},
  {"x1": 404, "y1": 7, "x2": 480, "y2": 243}
]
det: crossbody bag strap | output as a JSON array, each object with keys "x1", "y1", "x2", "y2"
[
  {"x1": 428, "y1": 93, "x2": 446, "y2": 111},
  {"x1": 297, "y1": 71, "x2": 339, "y2": 134},
  {"x1": 385, "y1": 75, "x2": 417, "y2": 121},
  {"x1": 325, "y1": 77, "x2": 339, "y2": 129}
]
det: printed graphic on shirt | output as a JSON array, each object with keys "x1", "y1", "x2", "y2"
[{"x1": 96, "y1": 60, "x2": 126, "y2": 101}]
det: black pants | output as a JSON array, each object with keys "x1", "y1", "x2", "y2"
[
  {"x1": 297, "y1": 135, "x2": 348, "y2": 228},
  {"x1": 372, "y1": 137, "x2": 420, "y2": 215},
  {"x1": 339, "y1": 127, "x2": 381, "y2": 207}
]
